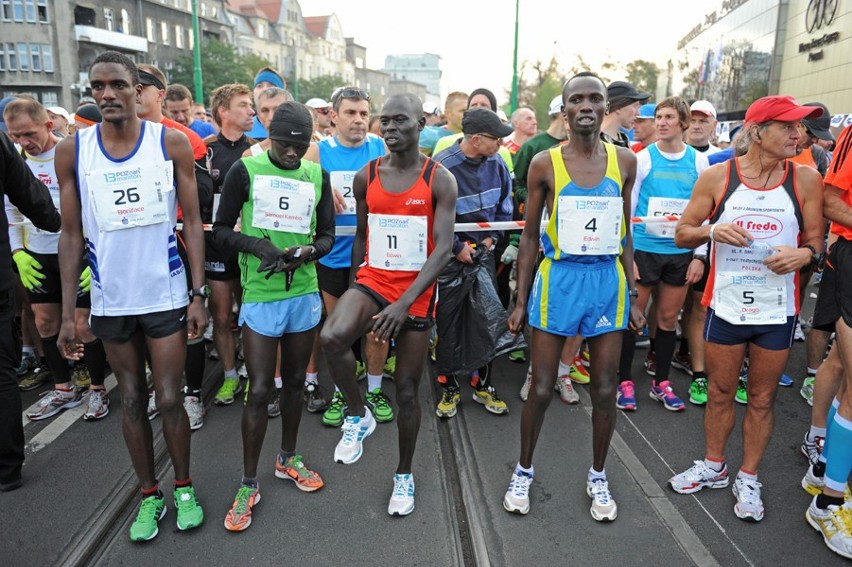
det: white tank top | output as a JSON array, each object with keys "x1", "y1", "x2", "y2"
[
  {"x1": 249, "y1": 142, "x2": 264, "y2": 156},
  {"x1": 707, "y1": 167, "x2": 801, "y2": 324},
  {"x1": 19, "y1": 146, "x2": 61, "y2": 254},
  {"x1": 76, "y1": 120, "x2": 189, "y2": 316}
]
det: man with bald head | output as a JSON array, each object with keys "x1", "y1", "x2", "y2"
[{"x1": 503, "y1": 107, "x2": 538, "y2": 154}]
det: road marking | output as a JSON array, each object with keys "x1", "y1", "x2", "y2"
[{"x1": 24, "y1": 374, "x2": 118, "y2": 453}]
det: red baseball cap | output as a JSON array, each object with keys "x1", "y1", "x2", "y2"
[{"x1": 744, "y1": 95, "x2": 823, "y2": 125}]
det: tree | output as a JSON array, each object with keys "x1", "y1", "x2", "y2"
[
  {"x1": 295, "y1": 75, "x2": 345, "y2": 105},
  {"x1": 625, "y1": 60, "x2": 659, "y2": 97},
  {"x1": 169, "y1": 38, "x2": 272, "y2": 106}
]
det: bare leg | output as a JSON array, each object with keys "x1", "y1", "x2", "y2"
[
  {"x1": 812, "y1": 346, "x2": 843, "y2": 428},
  {"x1": 740, "y1": 344, "x2": 789, "y2": 471},
  {"x1": 148, "y1": 330, "x2": 191, "y2": 481},
  {"x1": 209, "y1": 279, "x2": 237, "y2": 375},
  {"x1": 587, "y1": 330, "x2": 623, "y2": 471},
  {"x1": 518, "y1": 329, "x2": 564, "y2": 468},
  {"x1": 704, "y1": 342, "x2": 747, "y2": 461},
  {"x1": 394, "y1": 328, "x2": 430, "y2": 473}
]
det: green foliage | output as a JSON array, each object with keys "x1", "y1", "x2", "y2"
[
  {"x1": 625, "y1": 60, "x2": 659, "y2": 97},
  {"x1": 168, "y1": 37, "x2": 272, "y2": 106},
  {"x1": 295, "y1": 75, "x2": 346, "y2": 106}
]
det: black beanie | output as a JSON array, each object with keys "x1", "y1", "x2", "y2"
[
  {"x1": 268, "y1": 101, "x2": 313, "y2": 146},
  {"x1": 468, "y1": 88, "x2": 497, "y2": 112}
]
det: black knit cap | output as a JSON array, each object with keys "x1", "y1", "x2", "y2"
[
  {"x1": 268, "y1": 101, "x2": 313, "y2": 146},
  {"x1": 468, "y1": 88, "x2": 498, "y2": 112}
]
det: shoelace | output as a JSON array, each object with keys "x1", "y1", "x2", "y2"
[
  {"x1": 341, "y1": 419, "x2": 360, "y2": 445},
  {"x1": 486, "y1": 387, "x2": 503, "y2": 402},
  {"x1": 88, "y1": 392, "x2": 104, "y2": 411},
  {"x1": 511, "y1": 473, "x2": 532, "y2": 497},
  {"x1": 590, "y1": 479, "x2": 611, "y2": 504},
  {"x1": 232, "y1": 486, "x2": 255, "y2": 515},
  {"x1": 328, "y1": 394, "x2": 344, "y2": 410},
  {"x1": 441, "y1": 389, "x2": 458, "y2": 404},
  {"x1": 393, "y1": 476, "x2": 412, "y2": 498},
  {"x1": 137, "y1": 496, "x2": 162, "y2": 522},
  {"x1": 687, "y1": 461, "x2": 719, "y2": 481},
  {"x1": 693, "y1": 378, "x2": 708, "y2": 393},
  {"x1": 370, "y1": 391, "x2": 391, "y2": 408},
  {"x1": 620, "y1": 383, "x2": 635, "y2": 398},
  {"x1": 175, "y1": 488, "x2": 196, "y2": 512},
  {"x1": 736, "y1": 479, "x2": 762, "y2": 505}
]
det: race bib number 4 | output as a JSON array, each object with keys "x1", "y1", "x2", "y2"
[
  {"x1": 713, "y1": 270, "x2": 787, "y2": 325},
  {"x1": 368, "y1": 214, "x2": 427, "y2": 271},
  {"x1": 330, "y1": 171, "x2": 357, "y2": 215},
  {"x1": 87, "y1": 162, "x2": 172, "y2": 231},
  {"x1": 252, "y1": 175, "x2": 316, "y2": 234},
  {"x1": 644, "y1": 197, "x2": 688, "y2": 238},
  {"x1": 557, "y1": 196, "x2": 622, "y2": 255}
]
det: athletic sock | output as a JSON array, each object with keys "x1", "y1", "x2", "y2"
[
  {"x1": 184, "y1": 341, "x2": 206, "y2": 392},
  {"x1": 305, "y1": 372, "x2": 318, "y2": 385},
  {"x1": 558, "y1": 360, "x2": 572, "y2": 377},
  {"x1": 807, "y1": 367, "x2": 818, "y2": 377},
  {"x1": 824, "y1": 411, "x2": 852, "y2": 494},
  {"x1": 22, "y1": 345, "x2": 35, "y2": 356},
  {"x1": 439, "y1": 374, "x2": 460, "y2": 390},
  {"x1": 737, "y1": 469, "x2": 758, "y2": 482},
  {"x1": 278, "y1": 450, "x2": 295, "y2": 464},
  {"x1": 808, "y1": 426, "x2": 827, "y2": 443},
  {"x1": 515, "y1": 463, "x2": 534, "y2": 476},
  {"x1": 224, "y1": 368, "x2": 238, "y2": 380},
  {"x1": 367, "y1": 373, "x2": 383, "y2": 392},
  {"x1": 274, "y1": 376, "x2": 283, "y2": 390},
  {"x1": 816, "y1": 492, "x2": 844, "y2": 510},
  {"x1": 588, "y1": 467, "x2": 606, "y2": 482},
  {"x1": 174, "y1": 477, "x2": 192, "y2": 488},
  {"x1": 704, "y1": 457, "x2": 725, "y2": 472},
  {"x1": 83, "y1": 338, "x2": 108, "y2": 387},
  {"x1": 141, "y1": 485, "x2": 163, "y2": 499},
  {"x1": 40, "y1": 334, "x2": 71, "y2": 382},
  {"x1": 241, "y1": 476, "x2": 258, "y2": 488},
  {"x1": 653, "y1": 329, "x2": 677, "y2": 382}
]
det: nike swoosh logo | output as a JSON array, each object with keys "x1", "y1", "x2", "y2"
[
  {"x1": 291, "y1": 131, "x2": 303, "y2": 135},
  {"x1": 179, "y1": 315, "x2": 186, "y2": 322}
]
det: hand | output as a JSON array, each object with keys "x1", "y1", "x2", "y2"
[
  {"x1": 332, "y1": 188, "x2": 347, "y2": 214},
  {"x1": 12, "y1": 250, "x2": 45, "y2": 291},
  {"x1": 251, "y1": 238, "x2": 286, "y2": 273},
  {"x1": 628, "y1": 304, "x2": 646, "y2": 333},
  {"x1": 710, "y1": 223, "x2": 752, "y2": 248},
  {"x1": 79, "y1": 266, "x2": 92, "y2": 292},
  {"x1": 455, "y1": 243, "x2": 475, "y2": 264},
  {"x1": 57, "y1": 320, "x2": 84, "y2": 361},
  {"x1": 501, "y1": 244, "x2": 518, "y2": 264},
  {"x1": 763, "y1": 245, "x2": 812, "y2": 275},
  {"x1": 481, "y1": 237, "x2": 495, "y2": 251},
  {"x1": 508, "y1": 304, "x2": 527, "y2": 335},
  {"x1": 371, "y1": 300, "x2": 412, "y2": 343},
  {"x1": 186, "y1": 300, "x2": 208, "y2": 340},
  {"x1": 684, "y1": 258, "x2": 705, "y2": 285}
]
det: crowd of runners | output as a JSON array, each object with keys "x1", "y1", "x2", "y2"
[{"x1": 0, "y1": 51, "x2": 850, "y2": 560}]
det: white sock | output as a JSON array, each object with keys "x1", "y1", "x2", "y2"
[
  {"x1": 558, "y1": 360, "x2": 572, "y2": 376},
  {"x1": 305, "y1": 372, "x2": 318, "y2": 385},
  {"x1": 588, "y1": 467, "x2": 606, "y2": 481},
  {"x1": 224, "y1": 368, "x2": 238, "y2": 380},
  {"x1": 22, "y1": 345, "x2": 35, "y2": 356},
  {"x1": 704, "y1": 458, "x2": 725, "y2": 472},
  {"x1": 807, "y1": 367, "x2": 818, "y2": 376},
  {"x1": 515, "y1": 462, "x2": 534, "y2": 476},
  {"x1": 274, "y1": 376, "x2": 283, "y2": 389},
  {"x1": 809, "y1": 426, "x2": 827, "y2": 442},
  {"x1": 367, "y1": 373, "x2": 383, "y2": 392},
  {"x1": 737, "y1": 469, "x2": 758, "y2": 482}
]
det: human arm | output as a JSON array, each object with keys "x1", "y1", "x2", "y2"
[{"x1": 675, "y1": 163, "x2": 752, "y2": 249}]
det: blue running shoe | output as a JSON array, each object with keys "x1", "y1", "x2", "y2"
[{"x1": 778, "y1": 374, "x2": 793, "y2": 387}]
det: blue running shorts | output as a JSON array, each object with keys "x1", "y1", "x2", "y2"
[{"x1": 239, "y1": 292, "x2": 322, "y2": 338}]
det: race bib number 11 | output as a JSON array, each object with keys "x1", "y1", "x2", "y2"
[{"x1": 368, "y1": 214, "x2": 427, "y2": 271}]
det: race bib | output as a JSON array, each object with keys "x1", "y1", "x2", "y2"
[
  {"x1": 87, "y1": 162, "x2": 172, "y2": 231},
  {"x1": 252, "y1": 175, "x2": 315, "y2": 234},
  {"x1": 330, "y1": 171, "x2": 357, "y2": 215},
  {"x1": 644, "y1": 197, "x2": 688, "y2": 238},
  {"x1": 713, "y1": 270, "x2": 787, "y2": 325},
  {"x1": 557, "y1": 196, "x2": 622, "y2": 255},
  {"x1": 368, "y1": 214, "x2": 427, "y2": 271}
]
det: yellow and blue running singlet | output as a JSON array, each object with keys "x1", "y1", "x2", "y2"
[{"x1": 528, "y1": 143, "x2": 629, "y2": 337}]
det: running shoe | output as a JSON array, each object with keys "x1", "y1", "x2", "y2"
[
  {"x1": 236, "y1": 362, "x2": 248, "y2": 379},
  {"x1": 806, "y1": 497, "x2": 852, "y2": 560},
  {"x1": 224, "y1": 485, "x2": 260, "y2": 532},
  {"x1": 26, "y1": 388, "x2": 83, "y2": 421},
  {"x1": 569, "y1": 358, "x2": 590, "y2": 384},
  {"x1": 436, "y1": 387, "x2": 461, "y2": 418},
  {"x1": 669, "y1": 460, "x2": 729, "y2": 494},
  {"x1": 586, "y1": 478, "x2": 618, "y2": 522},
  {"x1": 508, "y1": 349, "x2": 527, "y2": 363},
  {"x1": 671, "y1": 352, "x2": 693, "y2": 376},
  {"x1": 778, "y1": 373, "x2": 794, "y2": 387},
  {"x1": 503, "y1": 469, "x2": 533, "y2": 515},
  {"x1": 649, "y1": 380, "x2": 685, "y2": 412},
  {"x1": 355, "y1": 360, "x2": 366, "y2": 381},
  {"x1": 304, "y1": 383, "x2": 327, "y2": 413},
  {"x1": 15, "y1": 352, "x2": 37, "y2": 377},
  {"x1": 580, "y1": 346, "x2": 591, "y2": 367},
  {"x1": 735, "y1": 376, "x2": 748, "y2": 405},
  {"x1": 147, "y1": 391, "x2": 158, "y2": 420},
  {"x1": 644, "y1": 351, "x2": 657, "y2": 376},
  {"x1": 794, "y1": 320, "x2": 806, "y2": 342},
  {"x1": 83, "y1": 389, "x2": 110, "y2": 421},
  {"x1": 732, "y1": 476, "x2": 764, "y2": 522},
  {"x1": 519, "y1": 365, "x2": 532, "y2": 402},
  {"x1": 322, "y1": 391, "x2": 347, "y2": 427},
  {"x1": 275, "y1": 454, "x2": 324, "y2": 492},
  {"x1": 366, "y1": 388, "x2": 394, "y2": 423},
  {"x1": 383, "y1": 355, "x2": 396, "y2": 378},
  {"x1": 18, "y1": 365, "x2": 51, "y2": 391},
  {"x1": 801, "y1": 433, "x2": 825, "y2": 466},
  {"x1": 334, "y1": 409, "x2": 376, "y2": 464},
  {"x1": 616, "y1": 381, "x2": 637, "y2": 411},
  {"x1": 689, "y1": 376, "x2": 708, "y2": 406},
  {"x1": 129, "y1": 495, "x2": 166, "y2": 541},
  {"x1": 801, "y1": 375, "x2": 816, "y2": 406},
  {"x1": 183, "y1": 396, "x2": 205, "y2": 430},
  {"x1": 73, "y1": 365, "x2": 92, "y2": 388},
  {"x1": 174, "y1": 485, "x2": 204, "y2": 530},
  {"x1": 555, "y1": 373, "x2": 579, "y2": 404},
  {"x1": 802, "y1": 462, "x2": 825, "y2": 496},
  {"x1": 214, "y1": 377, "x2": 242, "y2": 405},
  {"x1": 268, "y1": 389, "x2": 281, "y2": 418},
  {"x1": 388, "y1": 473, "x2": 415, "y2": 517},
  {"x1": 472, "y1": 386, "x2": 509, "y2": 415}
]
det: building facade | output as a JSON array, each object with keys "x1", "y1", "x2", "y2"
[{"x1": 383, "y1": 53, "x2": 442, "y2": 101}]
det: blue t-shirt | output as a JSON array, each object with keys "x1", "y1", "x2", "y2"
[
  {"x1": 419, "y1": 126, "x2": 452, "y2": 153},
  {"x1": 708, "y1": 147, "x2": 734, "y2": 165},
  {"x1": 318, "y1": 134, "x2": 387, "y2": 269},
  {"x1": 247, "y1": 116, "x2": 267, "y2": 140},
  {"x1": 188, "y1": 119, "x2": 216, "y2": 139}
]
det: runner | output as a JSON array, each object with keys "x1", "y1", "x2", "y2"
[
  {"x1": 669, "y1": 95, "x2": 824, "y2": 523},
  {"x1": 55, "y1": 51, "x2": 208, "y2": 540},
  {"x1": 503, "y1": 72, "x2": 643, "y2": 521},
  {"x1": 213, "y1": 101, "x2": 334, "y2": 531},
  {"x1": 319, "y1": 93, "x2": 457, "y2": 516}
]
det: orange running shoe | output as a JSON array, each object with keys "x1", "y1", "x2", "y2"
[
  {"x1": 224, "y1": 485, "x2": 260, "y2": 532},
  {"x1": 274, "y1": 454, "x2": 324, "y2": 492}
]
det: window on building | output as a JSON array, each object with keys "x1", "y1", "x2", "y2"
[
  {"x1": 6, "y1": 43, "x2": 16, "y2": 69},
  {"x1": 12, "y1": 0, "x2": 22, "y2": 21},
  {"x1": 146, "y1": 17, "x2": 155, "y2": 42},
  {"x1": 200, "y1": 2, "x2": 206, "y2": 17},
  {"x1": 24, "y1": 0, "x2": 34, "y2": 21},
  {"x1": 41, "y1": 92, "x2": 58, "y2": 106},
  {"x1": 120, "y1": 9, "x2": 129, "y2": 33},
  {"x1": 1, "y1": 0, "x2": 11, "y2": 21},
  {"x1": 42, "y1": 44, "x2": 51, "y2": 71},
  {"x1": 29, "y1": 43, "x2": 40, "y2": 71},
  {"x1": 104, "y1": 8, "x2": 113, "y2": 31},
  {"x1": 36, "y1": 0, "x2": 45, "y2": 22},
  {"x1": 175, "y1": 24, "x2": 184, "y2": 48},
  {"x1": 0, "y1": 45, "x2": 5, "y2": 71},
  {"x1": 17, "y1": 42, "x2": 28, "y2": 70},
  {"x1": 188, "y1": 28, "x2": 193, "y2": 49},
  {"x1": 161, "y1": 21, "x2": 169, "y2": 45}
]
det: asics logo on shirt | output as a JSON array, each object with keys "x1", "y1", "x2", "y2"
[{"x1": 405, "y1": 198, "x2": 426, "y2": 206}]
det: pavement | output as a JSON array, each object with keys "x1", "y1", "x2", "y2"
[{"x1": 2, "y1": 284, "x2": 849, "y2": 566}]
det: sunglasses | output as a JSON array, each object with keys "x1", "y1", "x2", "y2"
[
  {"x1": 335, "y1": 88, "x2": 371, "y2": 102},
  {"x1": 477, "y1": 133, "x2": 502, "y2": 142},
  {"x1": 316, "y1": 108, "x2": 331, "y2": 115}
]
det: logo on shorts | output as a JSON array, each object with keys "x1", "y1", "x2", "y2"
[{"x1": 595, "y1": 315, "x2": 612, "y2": 329}]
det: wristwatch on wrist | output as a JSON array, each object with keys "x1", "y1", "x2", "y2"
[
  {"x1": 628, "y1": 288, "x2": 639, "y2": 298},
  {"x1": 801, "y1": 244, "x2": 823, "y2": 269},
  {"x1": 693, "y1": 253, "x2": 708, "y2": 263},
  {"x1": 188, "y1": 285, "x2": 210, "y2": 301}
]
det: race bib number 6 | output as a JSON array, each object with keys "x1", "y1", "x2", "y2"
[
  {"x1": 557, "y1": 196, "x2": 622, "y2": 255},
  {"x1": 368, "y1": 214, "x2": 427, "y2": 271},
  {"x1": 252, "y1": 175, "x2": 316, "y2": 234}
]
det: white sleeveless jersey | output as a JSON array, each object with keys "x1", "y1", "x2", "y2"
[
  {"x1": 76, "y1": 121, "x2": 188, "y2": 316},
  {"x1": 15, "y1": 146, "x2": 60, "y2": 254},
  {"x1": 707, "y1": 173, "x2": 801, "y2": 323},
  {"x1": 249, "y1": 142, "x2": 264, "y2": 156}
]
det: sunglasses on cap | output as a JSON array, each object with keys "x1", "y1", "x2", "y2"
[
  {"x1": 335, "y1": 88, "x2": 370, "y2": 103},
  {"x1": 316, "y1": 107, "x2": 331, "y2": 115}
]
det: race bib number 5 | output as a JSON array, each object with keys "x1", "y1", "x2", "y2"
[
  {"x1": 87, "y1": 162, "x2": 172, "y2": 231},
  {"x1": 252, "y1": 175, "x2": 316, "y2": 234},
  {"x1": 713, "y1": 270, "x2": 787, "y2": 325},
  {"x1": 330, "y1": 171, "x2": 357, "y2": 215},
  {"x1": 368, "y1": 214, "x2": 427, "y2": 271},
  {"x1": 557, "y1": 196, "x2": 622, "y2": 255}
]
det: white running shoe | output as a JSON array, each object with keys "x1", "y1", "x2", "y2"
[
  {"x1": 669, "y1": 460, "x2": 729, "y2": 494},
  {"x1": 802, "y1": 462, "x2": 825, "y2": 496},
  {"x1": 806, "y1": 496, "x2": 852, "y2": 560},
  {"x1": 183, "y1": 396, "x2": 205, "y2": 430},
  {"x1": 388, "y1": 474, "x2": 415, "y2": 516},
  {"x1": 555, "y1": 374, "x2": 579, "y2": 404},
  {"x1": 26, "y1": 388, "x2": 83, "y2": 421},
  {"x1": 586, "y1": 478, "x2": 618, "y2": 521},
  {"x1": 732, "y1": 476, "x2": 764, "y2": 522},
  {"x1": 519, "y1": 365, "x2": 532, "y2": 401},
  {"x1": 334, "y1": 408, "x2": 376, "y2": 464},
  {"x1": 503, "y1": 469, "x2": 533, "y2": 515},
  {"x1": 147, "y1": 391, "x2": 159, "y2": 420},
  {"x1": 83, "y1": 389, "x2": 110, "y2": 421}
]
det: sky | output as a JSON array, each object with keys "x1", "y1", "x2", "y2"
[{"x1": 304, "y1": 0, "x2": 717, "y2": 104}]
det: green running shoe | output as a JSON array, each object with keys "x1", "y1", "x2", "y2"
[
  {"x1": 214, "y1": 377, "x2": 242, "y2": 405},
  {"x1": 383, "y1": 356, "x2": 396, "y2": 377},
  {"x1": 355, "y1": 361, "x2": 367, "y2": 381},
  {"x1": 689, "y1": 376, "x2": 708, "y2": 405},
  {"x1": 735, "y1": 376, "x2": 748, "y2": 405},
  {"x1": 366, "y1": 388, "x2": 394, "y2": 423},
  {"x1": 801, "y1": 375, "x2": 815, "y2": 406},
  {"x1": 129, "y1": 495, "x2": 166, "y2": 541},
  {"x1": 508, "y1": 349, "x2": 526, "y2": 363},
  {"x1": 322, "y1": 391, "x2": 347, "y2": 427},
  {"x1": 174, "y1": 485, "x2": 204, "y2": 530}
]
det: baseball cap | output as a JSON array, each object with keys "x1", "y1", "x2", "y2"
[
  {"x1": 690, "y1": 100, "x2": 716, "y2": 119},
  {"x1": 802, "y1": 102, "x2": 834, "y2": 141},
  {"x1": 423, "y1": 101, "x2": 440, "y2": 116},
  {"x1": 268, "y1": 101, "x2": 314, "y2": 146},
  {"x1": 0, "y1": 96, "x2": 16, "y2": 133},
  {"x1": 461, "y1": 108, "x2": 513, "y2": 138},
  {"x1": 548, "y1": 95, "x2": 563, "y2": 116},
  {"x1": 607, "y1": 81, "x2": 651, "y2": 104},
  {"x1": 305, "y1": 98, "x2": 330, "y2": 110},
  {"x1": 636, "y1": 103, "x2": 656, "y2": 120},
  {"x1": 744, "y1": 95, "x2": 823, "y2": 125},
  {"x1": 47, "y1": 106, "x2": 70, "y2": 121}
]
